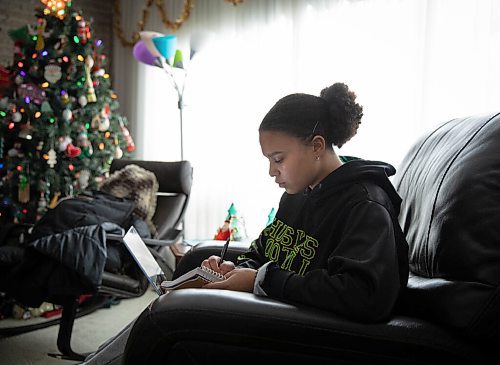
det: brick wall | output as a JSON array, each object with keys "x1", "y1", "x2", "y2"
[{"x1": 0, "y1": 0, "x2": 113, "y2": 67}]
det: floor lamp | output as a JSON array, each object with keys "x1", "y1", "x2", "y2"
[
  {"x1": 133, "y1": 32, "x2": 208, "y2": 239},
  {"x1": 133, "y1": 31, "x2": 207, "y2": 161}
]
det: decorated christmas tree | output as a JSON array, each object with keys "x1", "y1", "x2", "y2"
[{"x1": 0, "y1": 0, "x2": 135, "y2": 224}]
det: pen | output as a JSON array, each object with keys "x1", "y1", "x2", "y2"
[{"x1": 218, "y1": 237, "x2": 230, "y2": 267}]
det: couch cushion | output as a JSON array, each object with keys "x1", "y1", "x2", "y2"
[{"x1": 393, "y1": 112, "x2": 500, "y2": 341}]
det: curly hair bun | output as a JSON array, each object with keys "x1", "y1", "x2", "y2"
[{"x1": 320, "y1": 82, "x2": 363, "y2": 148}]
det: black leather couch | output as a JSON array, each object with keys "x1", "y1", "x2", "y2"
[{"x1": 123, "y1": 113, "x2": 500, "y2": 364}]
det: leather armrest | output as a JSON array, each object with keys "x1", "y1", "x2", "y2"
[{"x1": 124, "y1": 289, "x2": 489, "y2": 364}]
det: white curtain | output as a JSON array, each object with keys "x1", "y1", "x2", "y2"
[{"x1": 112, "y1": 0, "x2": 500, "y2": 240}]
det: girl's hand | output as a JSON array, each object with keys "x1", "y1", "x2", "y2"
[
  {"x1": 201, "y1": 255, "x2": 235, "y2": 276},
  {"x1": 203, "y1": 267, "x2": 257, "y2": 293}
]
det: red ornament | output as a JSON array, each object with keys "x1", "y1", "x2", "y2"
[
  {"x1": 126, "y1": 140, "x2": 135, "y2": 152},
  {"x1": 119, "y1": 123, "x2": 135, "y2": 152},
  {"x1": 77, "y1": 20, "x2": 89, "y2": 44},
  {"x1": 65, "y1": 143, "x2": 81, "y2": 158}
]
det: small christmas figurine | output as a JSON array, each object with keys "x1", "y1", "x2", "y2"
[
  {"x1": 84, "y1": 55, "x2": 97, "y2": 103},
  {"x1": 214, "y1": 203, "x2": 247, "y2": 241},
  {"x1": 266, "y1": 207, "x2": 276, "y2": 227},
  {"x1": 214, "y1": 218, "x2": 231, "y2": 241}
]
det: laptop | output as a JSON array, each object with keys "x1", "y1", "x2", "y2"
[{"x1": 122, "y1": 226, "x2": 166, "y2": 295}]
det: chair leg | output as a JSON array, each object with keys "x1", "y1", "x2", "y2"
[{"x1": 48, "y1": 296, "x2": 87, "y2": 361}]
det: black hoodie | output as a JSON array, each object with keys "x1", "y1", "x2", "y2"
[{"x1": 237, "y1": 160, "x2": 409, "y2": 322}]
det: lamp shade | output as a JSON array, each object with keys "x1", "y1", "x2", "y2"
[
  {"x1": 173, "y1": 50, "x2": 184, "y2": 69},
  {"x1": 133, "y1": 40, "x2": 157, "y2": 66},
  {"x1": 152, "y1": 35, "x2": 177, "y2": 60},
  {"x1": 139, "y1": 31, "x2": 164, "y2": 58},
  {"x1": 189, "y1": 32, "x2": 213, "y2": 59}
]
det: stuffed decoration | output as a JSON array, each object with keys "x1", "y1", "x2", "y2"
[{"x1": 99, "y1": 164, "x2": 159, "y2": 236}]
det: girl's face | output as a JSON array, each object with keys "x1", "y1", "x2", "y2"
[{"x1": 259, "y1": 130, "x2": 321, "y2": 194}]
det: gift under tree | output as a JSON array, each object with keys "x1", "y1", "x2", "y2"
[{"x1": 0, "y1": 0, "x2": 135, "y2": 224}]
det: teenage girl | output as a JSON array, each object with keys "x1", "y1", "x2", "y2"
[{"x1": 203, "y1": 83, "x2": 409, "y2": 322}]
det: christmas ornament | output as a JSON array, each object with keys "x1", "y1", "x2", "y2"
[
  {"x1": 56, "y1": 34, "x2": 68, "y2": 53},
  {"x1": 10, "y1": 143, "x2": 23, "y2": 158},
  {"x1": 77, "y1": 19, "x2": 89, "y2": 44},
  {"x1": 17, "y1": 83, "x2": 45, "y2": 104},
  {"x1": 91, "y1": 105, "x2": 111, "y2": 131},
  {"x1": 18, "y1": 173, "x2": 30, "y2": 203},
  {"x1": 58, "y1": 136, "x2": 71, "y2": 152},
  {"x1": 29, "y1": 64, "x2": 41, "y2": 78},
  {"x1": 98, "y1": 116, "x2": 110, "y2": 131},
  {"x1": 62, "y1": 108, "x2": 72, "y2": 121},
  {"x1": 66, "y1": 59, "x2": 76, "y2": 77},
  {"x1": 47, "y1": 148, "x2": 57, "y2": 167},
  {"x1": 34, "y1": 18, "x2": 48, "y2": 51},
  {"x1": 114, "y1": 145, "x2": 123, "y2": 159},
  {"x1": 78, "y1": 95, "x2": 87, "y2": 107},
  {"x1": 91, "y1": 40, "x2": 105, "y2": 76},
  {"x1": 119, "y1": 118, "x2": 135, "y2": 151},
  {"x1": 7, "y1": 147, "x2": 19, "y2": 157},
  {"x1": 14, "y1": 75, "x2": 23, "y2": 85},
  {"x1": 78, "y1": 169, "x2": 90, "y2": 190},
  {"x1": 37, "y1": 192, "x2": 47, "y2": 219},
  {"x1": 65, "y1": 143, "x2": 81, "y2": 158},
  {"x1": 12, "y1": 111, "x2": 22, "y2": 122},
  {"x1": 18, "y1": 121, "x2": 33, "y2": 140},
  {"x1": 93, "y1": 68, "x2": 105, "y2": 77},
  {"x1": 77, "y1": 132, "x2": 93, "y2": 156},
  {"x1": 44, "y1": 63, "x2": 62, "y2": 83},
  {"x1": 84, "y1": 55, "x2": 97, "y2": 102},
  {"x1": 60, "y1": 91, "x2": 69, "y2": 104}
]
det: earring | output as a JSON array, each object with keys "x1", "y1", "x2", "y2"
[{"x1": 315, "y1": 156, "x2": 320, "y2": 161}]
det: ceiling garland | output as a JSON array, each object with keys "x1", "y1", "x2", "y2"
[{"x1": 113, "y1": 0, "x2": 244, "y2": 47}]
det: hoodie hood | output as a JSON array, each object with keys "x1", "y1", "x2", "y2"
[{"x1": 307, "y1": 159, "x2": 402, "y2": 214}]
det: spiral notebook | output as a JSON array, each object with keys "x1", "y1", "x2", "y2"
[
  {"x1": 122, "y1": 226, "x2": 166, "y2": 296},
  {"x1": 160, "y1": 266, "x2": 225, "y2": 291}
]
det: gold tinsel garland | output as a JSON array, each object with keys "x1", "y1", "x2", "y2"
[{"x1": 113, "y1": 0, "x2": 244, "y2": 47}]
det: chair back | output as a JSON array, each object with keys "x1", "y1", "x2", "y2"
[
  {"x1": 393, "y1": 112, "x2": 500, "y2": 342},
  {"x1": 110, "y1": 159, "x2": 193, "y2": 241}
]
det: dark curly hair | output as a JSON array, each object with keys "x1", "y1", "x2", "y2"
[{"x1": 259, "y1": 82, "x2": 363, "y2": 148}]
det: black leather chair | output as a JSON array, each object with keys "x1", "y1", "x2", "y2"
[
  {"x1": 100, "y1": 159, "x2": 194, "y2": 295},
  {"x1": 0, "y1": 159, "x2": 193, "y2": 361},
  {"x1": 123, "y1": 113, "x2": 500, "y2": 364}
]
